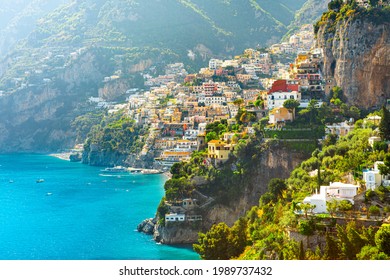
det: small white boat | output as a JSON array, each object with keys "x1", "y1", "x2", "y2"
[
  {"x1": 46, "y1": 193, "x2": 53, "y2": 196},
  {"x1": 36, "y1": 179, "x2": 45, "y2": 183}
]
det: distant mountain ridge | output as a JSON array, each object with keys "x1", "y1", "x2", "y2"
[
  {"x1": 0, "y1": 0, "x2": 330, "y2": 152},
  {"x1": 1, "y1": 1, "x2": 314, "y2": 61}
]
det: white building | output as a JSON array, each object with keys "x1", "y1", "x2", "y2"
[
  {"x1": 303, "y1": 182, "x2": 359, "y2": 213},
  {"x1": 204, "y1": 96, "x2": 226, "y2": 106},
  {"x1": 183, "y1": 129, "x2": 200, "y2": 140},
  {"x1": 209, "y1": 59, "x2": 223, "y2": 70},
  {"x1": 267, "y1": 91, "x2": 301, "y2": 110},
  {"x1": 165, "y1": 213, "x2": 185, "y2": 222},
  {"x1": 325, "y1": 121, "x2": 354, "y2": 137},
  {"x1": 363, "y1": 161, "x2": 390, "y2": 190}
]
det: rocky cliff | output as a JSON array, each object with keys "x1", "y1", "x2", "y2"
[
  {"x1": 316, "y1": 11, "x2": 390, "y2": 109},
  {"x1": 0, "y1": 50, "x2": 103, "y2": 152},
  {"x1": 140, "y1": 141, "x2": 311, "y2": 244}
]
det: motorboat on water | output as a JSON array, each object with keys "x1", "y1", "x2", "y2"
[
  {"x1": 101, "y1": 166, "x2": 128, "y2": 173},
  {"x1": 36, "y1": 179, "x2": 45, "y2": 183}
]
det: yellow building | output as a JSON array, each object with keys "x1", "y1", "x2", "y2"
[
  {"x1": 268, "y1": 107, "x2": 294, "y2": 125},
  {"x1": 207, "y1": 140, "x2": 236, "y2": 165}
]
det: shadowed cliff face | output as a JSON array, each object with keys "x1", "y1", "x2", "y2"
[
  {"x1": 317, "y1": 18, "x2": 390, "y2": 109},
  {"x1": 0, "y1": 86, "x2": 83, "y2": 152},
  {"x1": 0, "y1": 51, "x2": 102, "y2": 152}
]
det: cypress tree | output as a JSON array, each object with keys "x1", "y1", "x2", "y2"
[{"x1": 379, "y1": 105, "x2": 390, "y2": 141}]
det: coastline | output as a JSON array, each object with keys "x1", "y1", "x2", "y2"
[
  {"x1": 163, "y1": 172, "x2": 172, "y2": 179},
  {"x1": 48, "y1": 152, "x2": 72, "y2": 161}
]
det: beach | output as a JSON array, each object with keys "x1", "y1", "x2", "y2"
[{"x1": 49, "y1": 152, "x2": 72, "y2": 161}]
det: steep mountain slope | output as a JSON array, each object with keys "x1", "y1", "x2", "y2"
[
  {"x1": 0, "y1": 0, "x2": 319, "y2": 152},
  {"x1": 0, "y1": 0, "x2": 68, "y2": 58},
  {"x1": 315, "y1": 3, "x2": 390, "y2": 109},
  {"x1": 2, "y1": 0, "x2": 308, "y2": 72},
  {"x1": 284, "y1": 0, "x2": 331, "y2": 39}
]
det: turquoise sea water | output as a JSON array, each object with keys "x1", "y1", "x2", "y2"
[{"x1": 0, "y1": 154, "x2": 199, "y2": 260}]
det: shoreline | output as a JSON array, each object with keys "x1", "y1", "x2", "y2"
[
  {"x1": 49, "y1": 152, "x2": 72, "y2": 161},
  {"x1": 163, "y1": 172, "x2": 172, "y2": 179}
]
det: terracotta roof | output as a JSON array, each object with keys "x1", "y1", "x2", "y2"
[{"x1": 268, "y1": 80, "x2": 299, "y2": 94}]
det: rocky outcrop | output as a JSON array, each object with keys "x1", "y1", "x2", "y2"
[
  {"x1": 316, "y1": 15, "x2": 390, "y2": 108},
  {"x1": 82, "y1": 148, "x2": 128, "y2": 167},
  {"x1": 153, "y1": 223, "x2": 200, "y2": 244},
  {"x1": 98, "y1": 78, "x2": 132, "y2": 101},
  {"x1": 0, "y1": 86, "x2": 78, "y2": 152},
  {"x1": 69, "y1": 153, "x2": 82, "y2": 162},
  {"x1": 137, "y1": 218, "x2": 157, "y2": 235}
]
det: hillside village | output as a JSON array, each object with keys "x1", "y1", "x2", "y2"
[
  {"x1": 0, "y1": 0, "x2": 390, "y2": 259},
  {"x1": 71, "y1": 16, "x2": 390, "y2": 232},
  {"x1": 82, "y1": 25, "x2": 322, "y2": 169}
]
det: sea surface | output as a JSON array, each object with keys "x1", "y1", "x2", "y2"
[{"x1": 0, "y1": 154, "x2": 199, "y2": 260}]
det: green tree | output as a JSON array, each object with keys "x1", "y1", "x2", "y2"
[
  {"x1": 267, "y1": 178, "x2": 287, "y2": 200},
  {"x1": 338, "y1": 200, "x2": 353, "y2": 212},
  {"x1": 373, "y1": 141, "x2": 388, "y2": 152},
  {"x1": 375, "y1": 225, "x2": 390, "y2": 255},
  {"x1": 206, "y1": 131, "x2": 219, "y2": 143},
  {"x1": 379, "y1": 105, "x2": 390, "y2": 141},
  {"x1": 283, "y1": 99, "x2": 300, "y2": 120},
  {"x1": 324, "y1": 231, "x2": 340, "y2": 260},
  {"x1": 299, "y1": 99, "x2": 319, "y2": 125},
  {"x1": 164, "y1": 178, "x2": 193, "y2": 202},
  {"x1": 369, "y1": 205, "x2": 381, "y2": 219},
  {"x1": 300, "y1": 203, "x2": 316, "y2": 219},
  {"x1": 193, "y1": 223, "x2": 232, "y2": 260},
  {"x1": 254, "y1": 99, "x2": 264, "y2": 109},
  {"x1": 298, "y1": 219, "x2": 315, "y2": 235},
  {"x1": 170, "y1": 162, "x2": 186, "y2": 179},
  {"x1": 228, "y1": 218, "x2": 248, "y2": 257},
  {"x1": 357, "y1": 245, "x2": 389, "y2": 260},
  {"x1": 157, "y1": 198, "x2": 169, "y2": 225},
  {"x1": 328, "y1": 0, "x2": 343, "y2": 10},
  {"x1": 378, "y1": 154, "x2": 390, "y2": 176},
  {"x1": 327, "y1": 199, "x2": 339, "y2": 217}
]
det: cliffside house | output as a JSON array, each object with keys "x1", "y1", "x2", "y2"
[
  {"x1": 303, "y1": 182, "x2": 359, "y2": 213},
  {"x1": 165, "y1": 213, "x2": 185, "y2": 222},
  {"x1": 207, "y1": 140, "x2": 236, "y2": 165}
]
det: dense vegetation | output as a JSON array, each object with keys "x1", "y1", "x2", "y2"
[
  {"x1": 314, "y1": 0, "x2": 390, "y2": 35},
  {"x1": 193, "y1": 105, "x2": 390, "y2": 260},
  {"x1": 82, "y1": 110, "x2": 146, "y2": 157}
]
